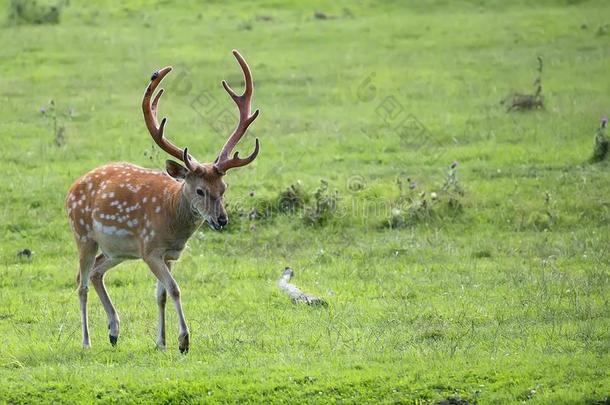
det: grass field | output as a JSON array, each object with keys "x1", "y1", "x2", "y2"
[{"x1": 0, "y1": 0, "x2": 609, "y2": 403}]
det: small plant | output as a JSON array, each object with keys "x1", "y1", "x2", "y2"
[
  {"x1": 228, "y1": 180, "x2": 339, "y2": 227},
  {"x1": 590, "y1": 117, "x2": 609, "y2": 163},
  {"x1": 520, "y1": 191, "x2": 557, "y2": 231},
  {"x1": 502, "y1": 56, "x2": 544, "y2": 111},
  {"x1": 441, "y1": 161, "x2": 465, "y2": 211},
  {"x1": 40, "y1": 100, "x2": 73, "y2": 147},
  {"x1": 7, "y1": 0, "x2": 64, "y2": 25},
  {"x1": 386, "y1": 161, "x2": 465, "y2": 228},
  {"x1": 277, "y1": 181, "x2": 309, "y2": 214},
  {"x1": 303, "y1": 180, "x2": 339, "y2": 226}
]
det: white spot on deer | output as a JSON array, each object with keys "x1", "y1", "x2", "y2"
[
  {"x1": 155, "y1": 206, "x2": 161, "y2": 213},
  {"x1": 87, "y1": 183, "x2": 93, "y2": 191},
  {"x1": 126, "y1": 184, "x2": 140, "y2": 193},
  {"x1": 108, "y1": 192, "x2": 115, "y2": 198},
  {"x1": 93, "y1": 220, "x2": 133, "y2": 237},
  {"x1": 142, "y1": 197, "x2": 148, "y2": 203},
  {"x1": 152, "y1": 197, "x2": 157, "y2": 203},
  {"x1": 79, "y1": 218, "x2": 84, "y2": 226},
  {"x1": 71, "y1": 202, "x2": 77, "y2": 209},
  {"x1": 110, "y1": 201, "x2": 119, "y2": 206}
]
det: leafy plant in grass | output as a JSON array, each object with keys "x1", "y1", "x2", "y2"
[
  {"x1": 39, "y1": 99, "x2": 73, "y2": 147},
  {"x1": 386, "y1": 161, "x2": 465, "y2": 228},
  {"x1": 228, "y1": 180, "x2": 339, "y2": 227},
  {"x1": 517, "y1": 191, "x2": 557, "y2": 232},
  {"x1": 589, "y1": 117, "x2": 609, "y2": 163},
  {"x1": 277, "y1": 181, "x2": 310, "y2": 214},
  {"x1": 7, "y1": 0, "x2": 64, "y2": 25},
  {"x1": 302, "y1": 180, "x2": 340, "y2": 226},
  {"x1": 502, "y1": 56, "x2": 544, "y2": 111},
  {"x1": 441, "y1": 161, "x2": 465, "y2": 211}
]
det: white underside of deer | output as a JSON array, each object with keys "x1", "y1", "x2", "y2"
[{"x1": 66, "y1": 50, "x2": 261, "y2": 353}]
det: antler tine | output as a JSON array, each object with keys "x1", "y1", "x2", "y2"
[
  {"x1": 183, "y1": 147, "x2": 197, "y2": 172},
  {"x1": 214, "y1": 50, "x2": 261, "y2": 174},
  {"x1": 142, "y1": 67, "x2": 199, "y2": 166}
]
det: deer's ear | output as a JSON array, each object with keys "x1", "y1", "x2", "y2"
[{"x1": 166, "y1": 160, "x2": 188, "y2": 179}]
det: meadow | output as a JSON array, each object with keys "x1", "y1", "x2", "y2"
[{"x1": 0, "y1": 0, "x2": 609, "y2": 403}]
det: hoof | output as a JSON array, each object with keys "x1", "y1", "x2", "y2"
[
  {"x1": 178, "y1": 333, "x2": 189, "y2": 354},
  {"x1": 109, "y1": 335, "x2": 118, "y2": 346}
]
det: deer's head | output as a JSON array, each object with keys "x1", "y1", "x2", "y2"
[{"x1": 142, "y1": 51, "x2": 260, "y2": 230}]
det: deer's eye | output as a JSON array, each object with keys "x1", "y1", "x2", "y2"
[{"x1": 196, "y1": 189, "x2": 205, "y2": 196}]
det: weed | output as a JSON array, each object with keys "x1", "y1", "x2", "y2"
[
  {"x1": 303, "y1": 180, "x2": 340, "y2": 226},
  {"x1": 386, "y1": 162, "x2": 465, "y2": 228},
  {"x1": 590, "y1": 117, "x2": 609, "y2": 163},
  {"x1": 502, "y1": 56, "x2": 544, "y2": 111},
  {"x1": 7, "y1": 0, "x2": 64, "y2": 25},
  {"x1": 518, "y1": 191, "x2": 557, "y2": 231},
  {"x1": 277, "y1": 181, "x2": 309, "y2": 214},
  {"x1": 40, "y1": 100, "x2": 73, "y2": 147}
]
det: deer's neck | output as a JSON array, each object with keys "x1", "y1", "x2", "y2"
[{"x1": 168, "y1": 183, "x2": 202, "y2": 240}]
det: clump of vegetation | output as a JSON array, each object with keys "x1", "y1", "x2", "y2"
[
  {"x1": 302, "y1": 180, "x2": 340, "y2": 226},
  {"x1": 226, "y1": 180, "x2": 339, "y2": 227},
  {"x1": 7, "y1": 0, "x2": 64, "y2": 25},
  {"x1": 386, "y1": 161, "x2": 465, "y2": 228},
  {"x1": 40, "y1": 100, "x2": 73, "y2": 147},
  {"x1": 518, "y1": 191, "x2": 557, "y2": 231},
  {"x1": 596, "y1": 24, "x2": 609, "y2": 36},
  {"x1": 277, "y1": 181, "x2": 310, "y2": 214},
  {"x1": 590, "y1": 117, "x2": 609, "y2": 163},
  {"x1": 501, "y1": 56, "x2": 544, "y2": 111},
  {"x1": 441, "y1": 161, "x2": 465, "y2": 210}
]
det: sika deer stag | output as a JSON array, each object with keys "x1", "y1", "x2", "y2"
[{"x1": 66, "y1": 50, "x2": 260, "y2": 353}]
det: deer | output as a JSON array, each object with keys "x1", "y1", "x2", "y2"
[{"x1": 65, "y1": 50, "x2": 260, "y2": 353}]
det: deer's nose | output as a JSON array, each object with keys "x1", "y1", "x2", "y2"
[{"x1": 217, "y1": 215, "x2": 228, "y2": 227}]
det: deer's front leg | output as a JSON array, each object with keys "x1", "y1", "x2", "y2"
[{"x1": 145, "y1": 256, "x2": 189, "y2": 353}]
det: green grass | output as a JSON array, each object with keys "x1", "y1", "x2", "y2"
[{"x1": 1, "y1": 0, "x2": 609, "y2": 403}]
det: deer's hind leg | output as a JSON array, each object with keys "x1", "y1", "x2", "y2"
[
  {"x1": 77, "y1": 241, "x2": 98, "y2": 349},
  {"x1": 89, "y1": 254, "x2": 124, "y2": 346}
]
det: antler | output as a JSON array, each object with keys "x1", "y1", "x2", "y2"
[
  {"x1": 214, "y1": 50, "x2": 260, "y2": 175},
  {"x1": 142, "y1": 66, "x2": 198, "y2": 166}
]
